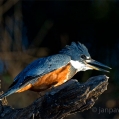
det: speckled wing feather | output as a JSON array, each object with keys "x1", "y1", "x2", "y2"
[
  {"x1": 15, "y1": 54, "x2": 71, "y2": 85},
  {"x1": 0, "y1": 54, "x2": 71, "y2": 99}
]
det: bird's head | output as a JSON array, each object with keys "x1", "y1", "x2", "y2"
[{"x1": 59, "y1": 42, "x2": 111, "y2": 72}]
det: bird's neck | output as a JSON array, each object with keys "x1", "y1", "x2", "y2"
[
  {"x1": 70, "y1": 60, "x2": 85, "y2": 72},
  {"x1": 67, "y1": 64, "x2": 77, "y2": 80}
]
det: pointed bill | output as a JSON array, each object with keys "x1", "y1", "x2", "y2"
[{"x1": 85, "y1": 59, "x2": 111, "y2": 72}]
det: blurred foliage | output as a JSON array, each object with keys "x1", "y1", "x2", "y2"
[{"x1": 0, "y1": 0, "x2": 119, "y2": 119}]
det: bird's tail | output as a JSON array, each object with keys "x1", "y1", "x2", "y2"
[{"x1": 0, "y1": 88, "x2": 18, "y2": 100}]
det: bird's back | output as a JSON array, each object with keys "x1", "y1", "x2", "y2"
[{"x1": 0, "y1": 54, "x2": 71, "y2": 99}]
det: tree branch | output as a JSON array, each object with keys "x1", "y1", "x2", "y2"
[{"x1": 0, "y1": 75, "x2": 109, "y2": 119}]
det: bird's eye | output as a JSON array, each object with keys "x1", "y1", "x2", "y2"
[{"x1": 81, "y1": 55, "x2": 87, "y2": 59}]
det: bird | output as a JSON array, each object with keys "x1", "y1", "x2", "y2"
[{"x1": 0, "y1": 42, "x2": 111, "y2": 99}]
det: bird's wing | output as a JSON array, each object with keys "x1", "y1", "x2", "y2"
[
  {"x1": 12, "y1": 54, "x2": 71, "y2": 87},
  {"x1": 0, "y1": 54, "x2": 71, "y2": 99}
]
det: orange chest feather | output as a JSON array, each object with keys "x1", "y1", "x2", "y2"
[
  {"x1": 17, "y1": 63, "x2": 75, "y2": 93},
  {"x1": 31, "y1": 63, "x2": 73, "y2": 91}
]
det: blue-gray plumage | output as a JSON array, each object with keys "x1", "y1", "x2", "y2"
[
  {"x1": 59, "y1": 42, "x2": 91, "y2": 60},
  {"x1": 0, "y1": 42, "x2": 111, "y2": 99}
]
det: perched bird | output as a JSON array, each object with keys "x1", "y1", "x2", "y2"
[{"x1": 0, "y1": 42, "x2": 111, "y2": 99}]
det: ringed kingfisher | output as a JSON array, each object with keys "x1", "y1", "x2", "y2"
[{"x1": 0, "y1": 42, "x2": 111, "y2": 99}]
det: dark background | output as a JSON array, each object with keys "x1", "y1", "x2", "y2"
[{"x1": 0, "y1": 0, "x2": 119, "y2": 119}]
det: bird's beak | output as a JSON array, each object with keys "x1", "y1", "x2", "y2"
[{"x1": 84, "y1": 59, "x2": 111, "y2": 72}]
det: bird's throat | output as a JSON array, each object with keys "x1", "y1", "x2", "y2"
[{"x1": 70, "y1": 60, "x2": 85, "y2": 71}]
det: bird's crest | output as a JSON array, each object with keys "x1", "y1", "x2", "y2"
[{"x1": 59, "y1": 42, "x2": 90, "y2": 60}]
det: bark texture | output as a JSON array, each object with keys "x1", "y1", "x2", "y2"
[{"x1": 0, "y1": 75, "x2": 109, "y2": 119}]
